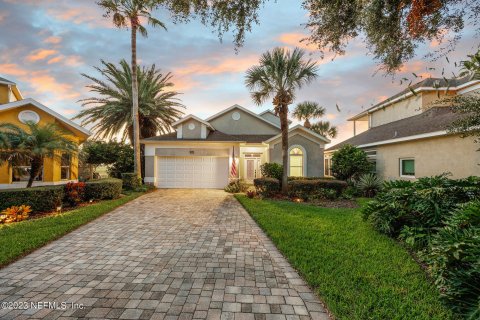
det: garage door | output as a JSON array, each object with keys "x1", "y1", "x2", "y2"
[{"x1": 157, "y1": 156, "x2": 229, "y2": 189}]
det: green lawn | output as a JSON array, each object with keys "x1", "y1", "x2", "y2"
[
  {"x1": 235, "y1": 195, "x2": 454, "y2": 320},
  {"x1": 0, "y1": 192, "x2": 144, "y2": 267}
]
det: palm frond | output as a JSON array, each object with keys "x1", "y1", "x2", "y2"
[{"x1": 76, "y1": 59, "x2": 185, "y2": 143}]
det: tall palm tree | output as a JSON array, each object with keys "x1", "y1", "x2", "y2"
[
  {"x1": 75, "y1": 59, "x2": 184, "y2": 143},
  {"x1": 292, "y1": 101, "x2": 325, "y2": 128},
  {"x1": 245, "y1": 47, "x2": 318, "y2": 193},
  {"x1": 97, "y1": 0, "x2": 166, "y2": 179},
  {"x1": 0, "y1": 122, "x2": 77, "y2": 188},
  {"x1": 311, "y1": 121, "x2": 338, "y2": 139}
]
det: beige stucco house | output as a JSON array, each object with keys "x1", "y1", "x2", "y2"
[
  {"x1": 142, "y1": 104, "x2": 330, "y2": 189},
  {"x1": 325, "y1": 76, "x2": 480, "y2": 180}
]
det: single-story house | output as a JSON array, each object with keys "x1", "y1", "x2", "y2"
[
  {"x1": 324, "y1": 75, "x2": 480, "y2": 180},
  {"x1": 0, "y1": 76, "x2": 91, "y2": 189},
  {"x1": 142, "y1": 104, "x2": 330, "y2": 189}
]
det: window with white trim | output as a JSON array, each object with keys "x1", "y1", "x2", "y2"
[
  {"x1": 289, "y1": 147, "x2": 304, "y2": 177},
  {"x1": 61, "y1": 154, "x2": 71, "y2": 180},
  {"x1": 400, "y1": 158, "x2": 415, "y2": 177}
]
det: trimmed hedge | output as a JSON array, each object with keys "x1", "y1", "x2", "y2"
[
  {"x1": 288, "y1": 179, "x2": 348, "y2": 199},
  {"x1": 0, "y1": 186, "x2": 64, "y2": 213},
  {"x1": 121, "y1": 173, "x2": 142, "y2": 190},
  {"x1": 288, "y1": 176, "x2": 334, "y2": 181},
  {"x1": 84, "y1": 179, "x2": 123, "y2": 201},
  {"x1": 254, "y1": 177, "x2": 280, "y2": 197}
]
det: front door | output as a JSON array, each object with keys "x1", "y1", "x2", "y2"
[{"x1": 245, "y1": 157, "x2": 261, "y2": 181}]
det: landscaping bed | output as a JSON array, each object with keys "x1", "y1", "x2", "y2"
[{"x1": 236, "y1": 194, "x2": 454, "y2": 320}]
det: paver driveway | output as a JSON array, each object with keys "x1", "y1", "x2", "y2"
[{"x1": 0, "y1": 190, "x2": 328, "y2": 320}]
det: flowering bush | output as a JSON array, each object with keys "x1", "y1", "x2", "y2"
[
  {"x1": 0, "y1": 205, "x2": 31, "y2": 224},
  {"x1": 65, "y1": 182, "x2": 86, "y2": 207}
]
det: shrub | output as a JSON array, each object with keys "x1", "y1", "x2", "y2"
[
  {"x1": 288, "y1": 179, "x2": 348, "y2": 200},
  {"x1": 246, "y1": 190, "x2": 256, "y2": 198},
  {"x1": 107, "y1": 145, "x2": 134, "y2": 179},
  {"x1": 121, "y1": 173, "x2": 142, "y2": 190},
  {"x1": 356, "y1": 173, "x2": 382, "y2": 197},
  {"x1": 224, "y1": 180, "x2": 248, "y2": 193},
  {"x1": 363, "y1": 174, "x2": 480, "y2": 239},
  {"x1": 84, "y1": 179, "x2": 123, "y2": 201},
  {"x1": 64, "y1": 182, "x2": 86, "y2": 207},
  {"x1": 260, "y1": 163, "x2": 283, "y2": 181},
  {"x1": 0, "y1": 205, "x2": 31, "y2": 224},
  {"x1": 288, "y1": 176, "x2": 334, "y2": 181},
  {"x1": 341, "y1": 185, "x2": 360, "y2": 199},
  {"x1": 254, "y1": 177, "x2": 280, "y2": 197},
  {"x1": 426, "y1": 201, "x2": 480, "y2": 318},
  {"x1": 331, "y1": 144, "x2": 372, "y2": 181},
  {"x1": 0, "y1": 186, "x2": 64, "y2": 213}
]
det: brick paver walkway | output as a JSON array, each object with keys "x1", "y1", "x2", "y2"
[{"x1": 0, "y1": 190, "x2": 328, "y2": 320}]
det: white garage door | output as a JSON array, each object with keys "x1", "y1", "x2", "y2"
[{"x1": 157, "y1": 156, "x2": 229, "y2": 189}]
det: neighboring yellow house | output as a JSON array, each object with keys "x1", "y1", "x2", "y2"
[
  {"x1": 0, "y1": 76, "x2": 91, "y2": 189},
  {"x1": 325, "y1": 75, "x2": 480, "y2": 180}
]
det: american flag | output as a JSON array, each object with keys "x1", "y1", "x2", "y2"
[{"x1": 230, "y1": 147, "x2": 237, "y2": 177}]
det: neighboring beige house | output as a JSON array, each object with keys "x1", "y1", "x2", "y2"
[
  {"x1": 324, "y1": 76, "x2": 480, "y2": 180},
  {"x1": 142, "y1": 104, "x2": 330, "y2": 189}
]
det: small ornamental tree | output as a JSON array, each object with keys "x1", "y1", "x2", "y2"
[{"x1": 331, "y1": 144, "x2": 372, "y2": 181}]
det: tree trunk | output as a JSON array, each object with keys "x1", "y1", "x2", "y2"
[
  {"x1": 27, "y1": 157, "x2": 42, "y2": 188},
  {"x1": 131, "y1": 22, "x2": 142, "y2": 180},
  {"x1": 280, "y1": 105, "x2": 289, "y2": 194},
  {"x1": 304, "y1": 119, "x2": 311, "y2": 129}
]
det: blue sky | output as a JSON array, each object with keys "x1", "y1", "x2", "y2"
[{"x1": 0, "y1": 0, "x2": 478, "y2": 145}]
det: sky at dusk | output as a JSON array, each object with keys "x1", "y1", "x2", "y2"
[{"x1": 0, "y1": 0, "x2": 478, "y2": 146}]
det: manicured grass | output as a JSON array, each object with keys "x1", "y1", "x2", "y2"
[
  {"x1": 235, "y1": 195, "x2": 454, "y2": 320},
  {"x1": 0, "y1": 192, "x2": 144, "y2": 267}
]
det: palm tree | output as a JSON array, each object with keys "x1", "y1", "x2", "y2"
[
  {"x1": 0, "y1": 122, "x2": 77, "y2": 188},
  {"x1": 97, "y1": 0, "x2": 166, "y2": 179},
  {"x1": 75, "y1": 59, "x2": 184, "y2": 143},
  {"x1": 460, "y1": 50, "x2": 480, "y2": 79},
  {"x1": 311, "y1": 121, "x2": 338, "y2": 139},
  {"x1": 245, "y1": 47, "x2": 318, "y2": 193},
  {"x1": 292, "y1": 101, "x2": 325, "y2": 129}
]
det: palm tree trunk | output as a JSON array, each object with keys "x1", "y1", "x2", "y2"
[
  {"x1": 27, "y1": 157, "x2": 42, "y2": 188},
  {"x1": 304, "y1": 119, "x2": 311, "y2": 129},
  {"x1": 280, "y1": 105, "x2": 289, "y2": 194},
  {"x1": 131, "y1": 21, "x2": 142, "y2": 179}
]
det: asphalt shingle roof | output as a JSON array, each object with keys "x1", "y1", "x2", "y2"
[
  {"x1": 358, "y1": 75, "x2": 474, "y2": 116},
  {"x1": 326, "y1": 107, "x2": 462, "y2": 151},
  {"x1": 142, "y1": 131, "x2": 275, "y2": 143}
]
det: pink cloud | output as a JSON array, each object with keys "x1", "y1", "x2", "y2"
[
  {"x1": 28, "y1": 72, "x2": 80, "y2": 101},
  {"x1": 0, "y1": 12, "x2": 6, "y2": 24},
  {"x1": 26, "y1": 49, "x2": 58, "y2": 62},
  {"x1": 0, "y1": 64, "x2": 29, "y2": 77},
  {"x1": 277, "y1": 33, "x2": 316, "y2": 51},
  {"x1": 175, "y1": 54, "x2": 259, "y2": 76},
  {"x1": 44, "y1": 36, "x2": 62, "y2": 45}
]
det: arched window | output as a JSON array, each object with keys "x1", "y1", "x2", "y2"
[{"x1": 289, "y1": 147, "x2": 304, "y2": 177}]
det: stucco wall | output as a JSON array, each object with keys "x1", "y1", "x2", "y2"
[
  {"x1": 370, "y1": 94, "x2": 422, "y2": 127},
  {"x1": 145, "y1": 156, "x2": 155, "y2": 178},
  {"x1": 0, "y1": 104, "x2": 84, "y2": 184},
  {"x1": 181, "y1": 119, "x2": 204, "y2": 139},
  {"x1": 0, "y1": 85, "x2": 9, "y2": 104},
  {"x1": 269, "y1": 134, "x2": 325, "y2": 177},
  {"x1": 375, "y1": 135, "x2": 480, "y2": 180},
  {"x1": 209, "y1": 108, "x2": 280, "y2": 135}
]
